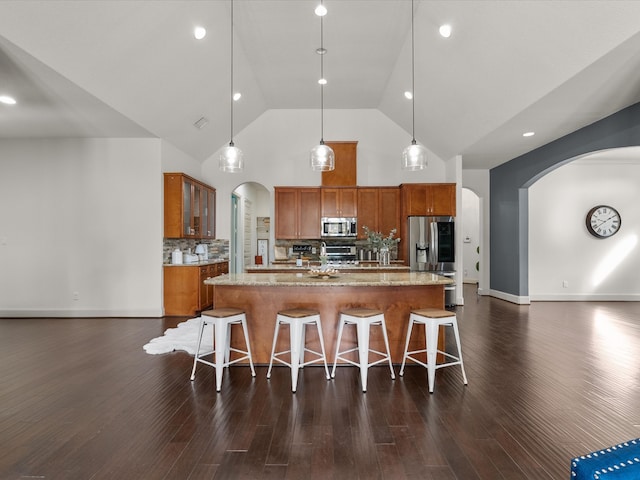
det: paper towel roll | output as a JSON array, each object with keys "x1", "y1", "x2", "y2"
[{"x1": 171, "y1": 249, "x2": 183, "y2": 264}]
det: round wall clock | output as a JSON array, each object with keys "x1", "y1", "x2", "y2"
[{"x1": 586, "y1": 205, "x2": 621, "y2": 238}]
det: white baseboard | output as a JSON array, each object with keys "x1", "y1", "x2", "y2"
[
  {"x1": 489, "y1": 289, "x2": 531, "y2": 305},
  {"x1": 530, "y1": 293, "x2": 640, "y2": 301},
  {"x1": 0, "y1": 307, "x2": 164, "y2": 318}
]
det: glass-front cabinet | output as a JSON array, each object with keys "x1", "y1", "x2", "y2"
[
  {"x1": 164, "y1": 173, "x2": 216, "y2": 239},
  {"x1": 182, "y1": 177, "x2": 193, "y2": 236},
  {"x1": 193, "y1": 182, "x2": 201, "y2": 237}
]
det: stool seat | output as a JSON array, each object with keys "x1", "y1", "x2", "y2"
[
  {"x1": 342, "y1": 307, "x2": 384, "y2": 318},
  {"x1": 202, "y1": 307, "x2": 245, "y2": 318},
  {"x1": 278, "y1": 308, "x2": 320, "y2": 318},
  {"x1": 399, "y1": 308, "x2": 467, "y2": 393},
  {"x1": 331, "y1": 308, "x2": 395, "y2": 392},
  {"x1": 267, "y1": 308, "x2": 330, "y2": 392},
  {"x1": 411, "y1": 308, "x2": 456, "y2": 319},
  {"x1": 190, "y1": 308, "x2": 256, "y2": 391}
]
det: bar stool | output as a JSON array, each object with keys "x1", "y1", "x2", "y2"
[
  {"x1": 266, "y1": 308, "x2": 330, "y2": 392},
  {"x1": 399, "y1": 308, "x2": 467, "y2": 393},
  {"x1": 190, "y1": 307, "x2": 256, "y2": 391},
  {"x1": 331, "y1": 308, "x2": 395, "y2": 392}
]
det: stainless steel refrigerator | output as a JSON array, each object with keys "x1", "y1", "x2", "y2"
[{"x1": 408, "y1": 216, "x2": 456, "y2": 306}]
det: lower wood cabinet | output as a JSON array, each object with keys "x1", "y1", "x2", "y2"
[{"x1": 163, "y1": 262, "x2": 228, "y2": 316}]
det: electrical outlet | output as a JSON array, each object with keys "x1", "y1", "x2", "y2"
[
  {"x1": 562, "y1": 281, "x2": 569, "y2": 288},
  {"x1": 72, "y1": 292, "x2": 80, "y2": 301}
]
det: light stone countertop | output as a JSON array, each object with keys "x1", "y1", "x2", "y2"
[
  {"x1": 246, "y1": 263, "x2": 410, "y2": 272},
  {"x1": 163, "y1": 259, "x2": 228, "y2": 267},
  {"x1": 204, "y1": 271, "x2": 453, "y2": 287}
]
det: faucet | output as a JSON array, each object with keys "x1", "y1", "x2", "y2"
[{"x1": 320, "y1": 241, "x2": 327, "y2": 257}]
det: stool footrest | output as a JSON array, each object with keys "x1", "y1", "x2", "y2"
[
  {"x1": 270, "y1": 348, "x2": 327, "y2": 369},
  {"x1": 334, "y1": 354, "x2": 390, "y2": 369}
]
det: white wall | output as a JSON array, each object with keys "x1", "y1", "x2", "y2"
[
  {"x1": 160, "y1": 139, "x2": 201, "y2": 177},
  {"x1": 0, "y1": 138, "x2": 163, "y2": 316},
  {"x1": 529, "y1": 158, "x2": 640, "y2": 300}
]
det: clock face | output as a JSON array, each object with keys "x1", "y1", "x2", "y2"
[{"x1": 586, "y1": 205, "x2": 621, "y2": 238}]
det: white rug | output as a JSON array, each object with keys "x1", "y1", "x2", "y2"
[{"x1": 143, "y1": 317, "x2": 212, "y2": 355}]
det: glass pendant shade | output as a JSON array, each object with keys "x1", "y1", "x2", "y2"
[
  {"x1": 310, "y1": 142, "x2": 335, "y2": 171},
  {"x1": 402, "y1": 141, "x2": 427, "y2": 170},
  {"x1": 219, "y1": 143, "x2": 244, "y2": 173}
]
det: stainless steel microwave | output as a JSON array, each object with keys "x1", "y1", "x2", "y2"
[{"x1": 321, "y1": 217, "x2": 357, "y2": 238}]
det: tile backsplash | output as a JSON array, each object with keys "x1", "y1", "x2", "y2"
[{"x1": 163, "y1": 239, "x2": 229, "y2": 264}]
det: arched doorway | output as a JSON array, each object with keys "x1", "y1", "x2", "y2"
[{"x1": 230, "y1": 182, "x2": 271, "y2": 273}]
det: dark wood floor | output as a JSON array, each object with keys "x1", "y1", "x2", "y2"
[{"x1": 2, "y1": 285, "x2": 640, "y2": 479}]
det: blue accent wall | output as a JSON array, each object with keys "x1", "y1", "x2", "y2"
[{"x1": 490, "y1": 102, "x2": 640, "y2": 297}]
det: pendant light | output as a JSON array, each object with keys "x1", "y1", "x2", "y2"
[
  {"x1": 219, "y1": 0, "x2": 244, "y2": 173},
  {"x1": 402, "y1": 0, "x2": 427, "y2": 170},
  {"x1": 310, "y1": 1, "x2": 335, "y2": 172}
]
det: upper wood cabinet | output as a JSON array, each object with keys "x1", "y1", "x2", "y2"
[
  {"x1": 321, "y1": 187, "x2": 357, "y2": 218},
  {"x1": 274, "y1": 187, "x2": 321, "y2": 239},
  {"x1": 400, "y1": 183, "x2": 456, "y2": 217},
  {"x1": 322, "y1": 141, "x2": 357, "y2": 186},
  {"x1": 357, "y1": 187, "x2": 400, "y2": 239},
  {"x1": 164, "y1": 173, "x2": 216, "y2": 239}
]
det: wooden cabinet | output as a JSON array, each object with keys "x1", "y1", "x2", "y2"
[
  {"x1": 163, "y1": 261, "x2": 228, "y2": 316},
  {"x1": 201, "y1": 188, "x2": 215, "y2": 239},
  {"x1": 274, "y1": 187, "x2": 321, "y2": 239},
  {"x1": 378, "y1": 187, "x2": 401, "y2": 235},
  {"x1": 164, "y1": 173, "x2": 216, "y2": 239},
  {"x1": 357, "y1": 187, "x2": 400, "y2": 239},
  {"x1": 400, "y1": 183, "x2": 456, "y2": 217},
  {"x1": 321, "y1": 187, "x2": 357, "y2": 218},
  {"x1": 322, "y1": 141, "x2": 357, "y2": 186}
]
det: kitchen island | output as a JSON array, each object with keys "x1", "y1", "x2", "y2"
[{"x1": 204, "y1": 271, "x2": 452, "y2": 365}]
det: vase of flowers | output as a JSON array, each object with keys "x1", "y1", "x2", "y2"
[{"x1": 362, "y1": 226, "x2": 400, "y2": 265}]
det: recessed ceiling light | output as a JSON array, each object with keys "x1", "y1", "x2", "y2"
[
  {"x1": 315, "y1": 4, "x2": 327, "y2": 16},
  {"x1": 316, "y1": 47, "x2": 327, "y2": 55},
  {"x1": 233, "y1": 92, "x2": 241, "y2": 101},
  {"x1": 0, "y1": 95, "x2": 17, "y2": 105},
  {"x1": 318, "y1": 78, "x2": 327, "y2": 85},
  {"x1": 404, "y1": 91, "x2": 413, "y2": 100},
  {"x1": 439, "y1": 24, "x2": 452, "y2": 38},
  {"x1": 523, "y1": 131, "x2": 535, "y2": 137},
  {"x1": 194, "y1": 26, "x2": 206, "y2": 40}
]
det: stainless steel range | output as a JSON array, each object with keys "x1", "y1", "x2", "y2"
[{"x1": 324, "y1": 243, "x2": 357, "y2": 263}]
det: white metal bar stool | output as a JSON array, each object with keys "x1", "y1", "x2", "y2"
[
  {"x1": 266, "y1": 308, "x2": 330, "y2": 393},
  {"x1": 331, "y1": 308, "x2": 395, "y2": 392},
  {"x1": 190, "y1": 307, "x2": 256, "y2": 391},
  {"x1": 399, "y1": 308, "x2": 467, "y2": 393}
]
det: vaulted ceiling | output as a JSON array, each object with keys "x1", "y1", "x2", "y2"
[{"x1": 2, "y1": 0, "x2": 640, "y2": 169}]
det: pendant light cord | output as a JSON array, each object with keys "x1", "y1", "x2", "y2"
[
  {"x1": 229, "y1": 0, "x2": 235, "y2": 146},
  {"x1": 411, "y1": 0, "x2": 416, "y2": 144},
  {"x1": 320, "y1": 12, "x2": 325, "y2": 144}
]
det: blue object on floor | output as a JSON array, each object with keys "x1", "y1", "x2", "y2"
[{"x1": 571, "y1": 439, "x2": 640, "y2": 479}]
